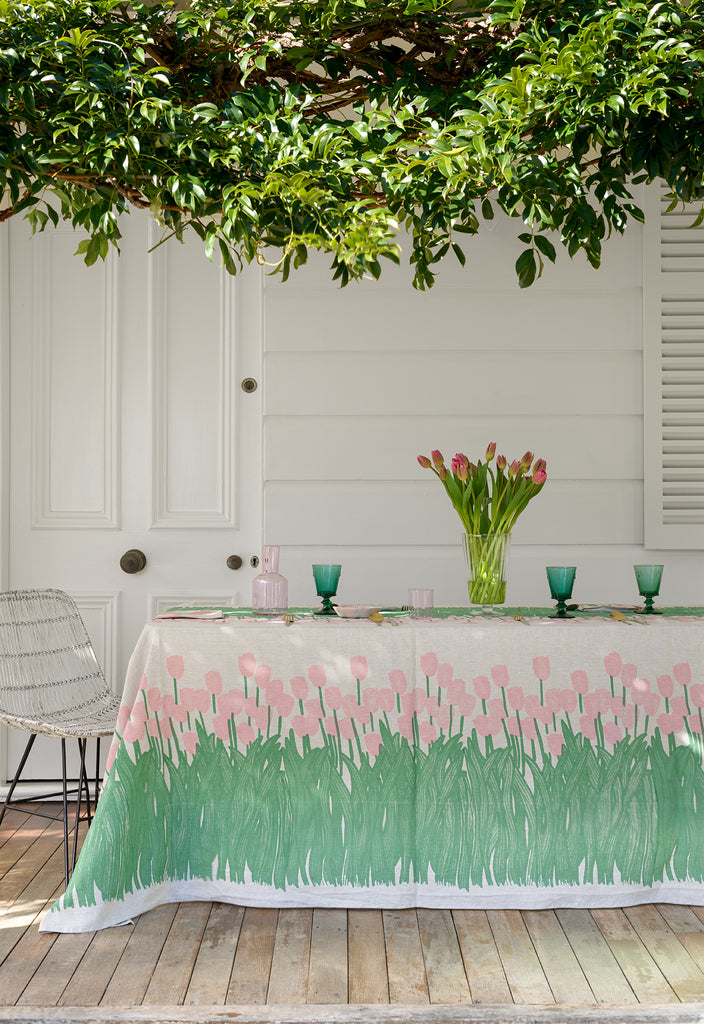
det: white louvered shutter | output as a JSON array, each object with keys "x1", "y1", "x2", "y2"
[{"x1": 644, "y1": 183, "x2": 704, "y2": 547}]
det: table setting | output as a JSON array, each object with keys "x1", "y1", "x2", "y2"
[{"x1": 38, "y1": 444, "x2": 704, "y2": 933}]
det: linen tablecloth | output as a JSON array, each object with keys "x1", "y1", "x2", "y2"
[{"x1": 41, "y1": 610, "x2": 704, "y2": 931}]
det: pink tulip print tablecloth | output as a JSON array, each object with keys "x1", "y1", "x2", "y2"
[{"x1": 41, "y1": 610, "x2": 704, "y2": 932}]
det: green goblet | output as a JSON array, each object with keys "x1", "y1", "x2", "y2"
[
  {"x1": 546, "y1": 566, "x2": 577, "y2": 619},
  {"x1": 313, "y1": 564, "x2": 341, "y2": 615},
  {"x1": 634, "y1": 564, "x2": 663, "y2": 614}
]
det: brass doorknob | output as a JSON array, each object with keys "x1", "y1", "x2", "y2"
[
  {"x1": 227, "y1": 555, "x2": 243, "y2": 570},
  {"x1": 120, "y1": 549, "x2": 147, "y2": 574}
]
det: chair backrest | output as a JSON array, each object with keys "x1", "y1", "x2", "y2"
[{"x1": 0, "y1": 589, "x2": 113, "y2": 735}]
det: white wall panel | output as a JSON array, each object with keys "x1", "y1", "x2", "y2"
[
  {"x1": 266, "y1": 415, "x2": 642, "y2": 482},
  {"x1": 150, "y1": 231, "x2": 236, "y2": 527},
  {"x1": 266, "y1": 480, "x2": 642, "y2": 547},
  {"x1": 265, "y1": 351, "x2": 642, "y2": 417},
  {"x1": 32, "y1": 229, "x2": 119, "y2": 528},
  {"x1": 266, "y1": 287, "x2": 642, "y2": 354}
]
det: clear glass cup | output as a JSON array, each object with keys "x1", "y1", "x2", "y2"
[{"x1": 408, "y1": 588, "x2": 434, "y2": 618}]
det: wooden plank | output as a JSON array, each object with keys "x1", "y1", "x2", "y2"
[
  {"x1": 142, "y1": 902, "x2": 211, "y2": 1005},
  {"x1": 417, "y1": 909, "x2": 470, "y2": 1004},
  {"x1": 0, "y1": 838, "x2": 67, "y2": 969},
  {"x1": 307, "y1": 909, "x2": 348, "y2": 1004},
  {"x1": 624, "y1": 904, "x2": 704, "y2": 1002},
  {"x1": 0, "y1": 821, "x2": 65, "y2": 909},
  {"x1": 100, "y1": 904, "x2": 178, "y2": 1006},
  {"x1": 0, "y1": 859, "x2": 66, "y2": 1005},
  {"x1": 486, "y1": 910, "x2": 553, "y2": 1005},
  {"x1": 382, "y1": 910, "x2": 429, "y2": 1005},
  {"x1": 555, "y1": 909, "x2": 636, "y2": 1005},
  {"x1": 226, "y1": 907, "x2": 278, "y2": 1005},
  {"x1": 521, "y1": 910, "x2": 594, "y2": 1005},
  {"x1": 657, "y1": 904, "x2": 704, "y2": 975},
  {"x1": 58, "y1": 924, "x2": 134, "y2": 1006},
  {"x1": 452, "y1": 910, "x2": 512, "y2": 1004},
  {"x1": 0, "y1": 807, "x2": 36, "y2": 852},
  {"x1": 348, "y1": 910, "x2": 389, "y2": 1004},
  {"x1": 591, "y1": 908, "x2": 678, "y2": 1003},
  {"x1": 0, "y1": 811, "x2": 63, "y2": 893},
  {"x1": 16, "y1": 930, "x2": 94, "y2": 1006},
  {"x1": 2, "y1": 1005, "x2": 704, "y2": 1024},
  {"x1": 184, "y1": 903, "x2": 244, "y2": 1006},
  {"x1": 267, "y1": 909, "x2": 312, "y2": 1006}
]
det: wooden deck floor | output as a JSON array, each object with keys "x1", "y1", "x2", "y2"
[{"x1": 3, "y1": 805, "x2": 704, "y2": 1024}]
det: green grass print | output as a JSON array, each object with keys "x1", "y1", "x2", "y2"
[{"x1": 62, "y1": 690, "x2": 704, "y2": 912}]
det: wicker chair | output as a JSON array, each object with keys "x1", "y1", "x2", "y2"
[{"x1": 0, "y1": 589, "x2": 122, "y2": 884}]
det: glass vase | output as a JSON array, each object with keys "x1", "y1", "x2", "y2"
[
  {"x1": 252, "y1": 545, "x2": 288, "y2": 616},
  {"x1": 462, "y1": 532, "x2": 511, "y2": 611}
]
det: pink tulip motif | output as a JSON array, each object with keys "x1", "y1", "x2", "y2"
[
  {"x1": 546, "y1": 733, "x2": 565, "y2": 757},
  {"x1": 473, "y1": 676, "x2": 491, "y2": 700},
  {"x1": 437, "y1": 663, "x2": 453, "y2": 688},
  {"x1": 418, "y1": 721, "x2": 437, "y2": 744},
  {"x1": 571, "y1": 671, "x2": 589, "y2": 694},
  {"x1": 254, "y1": 664, "x2": 271, "y2": 688},
  {"x1": 350, "y1": 656, "x2": 368, "y2": 681},
  {"x1": 420, "y1": 652, "x2": 439, "y2": 677},
  {"x1": 657, "y1": 675, "x2": 674, "y2": 699},
  {"x1": 238, "y1": 653, "x2": 256, "y2": 678},
  {"x1": 182, "y1": 731, "x2": 199, "y2": 756},
  {"x1": 123, "y1": 719, "x2": 145, "y2": 744},
  {"x1": 673, "y1": 663, "x2": 692, "y2": 687},
  {"x1": 621, "y1": 664, "x2": 638, "y2": 689},
  {"x1": 291, "y1": 676, "x2": 308, "y2": 701},
  {"x1": 147, "y1": 688, "x2": 163, "y2": 711},
  {"x1": 325, "y1": 686, "x2": 343, "y2": 711},
  {"x1": 213, "y1": 714, "x2": 231, "y2": 743},
  {"x1": 166, "y1": 655, "x2": 184, "y2": 680},
  {"x1": 309, "y1": 664, "x2": 326, "y2": 688},
  {"x1": 491, "y1": 665, "x2": 509, "y2": 689},
  {"x1": 365, "y1": 733, "x2": 383, "y2": 756},
  {"x1": 388, "y1": 670, "x2": 407, "y2": 694},
  {"x1": 532, "y1": 656, "x2": 550, "y2": 681},
  {"x1": 604, "y1": 652, "x2": 622, "y2": 677},
  {"x1": 236, "y1": 722, "x2": 255, "y2": 747}
]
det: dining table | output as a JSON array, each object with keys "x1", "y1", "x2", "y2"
[{"x1": 40, "y1": 606, "x2": 704, "y2": 932}]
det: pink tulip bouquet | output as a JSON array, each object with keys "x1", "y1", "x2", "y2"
[
  {"x1": 417, "y1": 444, "x2": 548, "y2": 605},
  {"x1": 417, "y1": 444, "x2": 547, "y2": 535}
]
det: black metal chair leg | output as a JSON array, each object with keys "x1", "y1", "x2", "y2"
[
  {"x1": 78, "y1": 738, "x2": 92, "y2": 824},
  {"x1": 71, "y1": 738, "x2": 87, "y2": 876},
  {"x1": 0, "y1": 733, "x2": 38, "y2": 827},
  {"x1": 95, "y1": 737, "x2": 101, "y2": 805},
  {"x1": 61, "y1": 738, "x2": 70, "y2": 887}
]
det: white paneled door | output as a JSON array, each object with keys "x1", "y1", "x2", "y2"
[{"x1": 5, "y1": 212, "x2": 262, "y2": 782}]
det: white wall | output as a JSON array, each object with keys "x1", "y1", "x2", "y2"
[{"x1": 262, "y1": 201, "x2": 704, "y2": 610}]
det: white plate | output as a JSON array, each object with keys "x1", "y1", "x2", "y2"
[{"x1": 334, "y1": 605, "x2": 382, "y2": 618}]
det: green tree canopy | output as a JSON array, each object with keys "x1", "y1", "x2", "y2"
[{"x1": 1, "y1": 0, "x2": 704, "y2": 287}]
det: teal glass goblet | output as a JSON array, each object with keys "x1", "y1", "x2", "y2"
[
  {"x1": 312, "y1": 564, "x2": 341, "y2": 615},
  {"x1": 634, "y1": 564, "x2": 663, "y2": 614},
  {"x1": 546, "y1": 566, "x2": 576, "y2": 619}
]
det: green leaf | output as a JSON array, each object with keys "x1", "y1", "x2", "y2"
[{"x1": 515, "y1": 248, "x2": 537, "y2": 289}]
